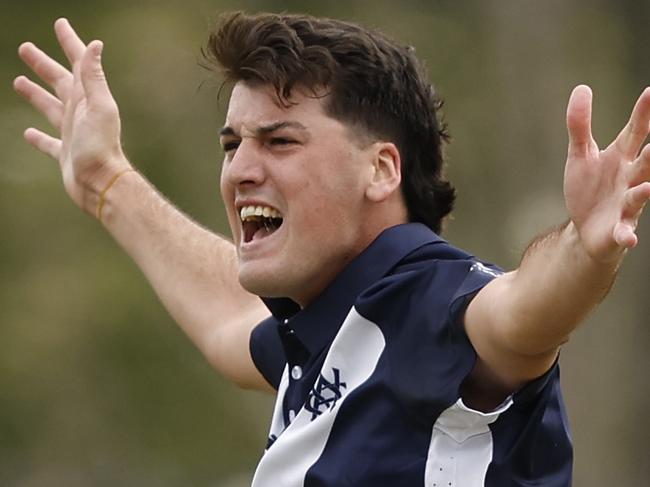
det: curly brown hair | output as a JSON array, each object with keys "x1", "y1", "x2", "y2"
[{"x1": 204, "y1": 11, "x2": 455, "y2": 234}]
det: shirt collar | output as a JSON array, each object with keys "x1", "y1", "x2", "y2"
[{"x1": 262, "y1": 223, "x2": 443, "y2": 356}]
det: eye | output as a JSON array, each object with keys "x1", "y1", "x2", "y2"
[
  {"x1": 221, "y1": 140, "x2": 240, "y2": 153},
  {"x1": 269, "y1": 137, "x2": 296, "y2": 146}
]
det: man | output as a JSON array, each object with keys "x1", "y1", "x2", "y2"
[{"x1": 14, "y1": 12, "x2": 650, "y2": 486}]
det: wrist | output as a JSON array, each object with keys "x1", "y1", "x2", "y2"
[
  {"x1": 81, "y1": 153, "x2": 135, "y2": 221},
  {"x1": 96, "y1": 167, "x2": 137, "y2": 222},
  {"x1": 84, "y1": 152, "x2": 132, "y2": 194},
  {"x1": 95, "y1": 166, "x2": 142, "y2": 226},
  {"x1": 565, "y1": 220, "x2": 625, "y2": 268}
]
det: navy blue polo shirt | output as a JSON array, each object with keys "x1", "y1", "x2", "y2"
[{"x1": 249, "y1": 223, "x2": 572, "y2": 486}]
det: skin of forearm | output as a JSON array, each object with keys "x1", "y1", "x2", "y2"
[
  {"x1": 97, "y1": 168, "x2": 270, "y2": 388},
  {"x1": 498, "y1": 219, "x2": 620, "y2": 357}
]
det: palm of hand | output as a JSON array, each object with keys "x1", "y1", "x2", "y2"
[
  {"x1": 63, "y1": 78, "x2": 122, "y2": 208},
  {"x1": 14, "y1": 19, "x2": 128, "y2": 215}
]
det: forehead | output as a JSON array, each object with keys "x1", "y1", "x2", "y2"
[{"x1": 224, "y1": 82, "x2": 338, "y2": 133}]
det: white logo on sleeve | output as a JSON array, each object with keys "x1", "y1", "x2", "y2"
[{"x1": 470, "y1": 262, "x2": 503, "y2": 278}]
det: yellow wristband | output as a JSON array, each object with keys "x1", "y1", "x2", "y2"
[{"x1": 96, "y1": 168, "x2": 136, "y2": 222}]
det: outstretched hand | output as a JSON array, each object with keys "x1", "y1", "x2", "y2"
[
  {"x1": 14, "y1": 18, "x2": 131, "y2": 215},
  {"x1": 564, "y1": 85, "x2": 650, "y2": 263}
]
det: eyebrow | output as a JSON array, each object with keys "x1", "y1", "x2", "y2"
[{"x1": 219, "y1": 121, "x2": 308, "y2": 137}]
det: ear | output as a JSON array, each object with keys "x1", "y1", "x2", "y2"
[{"x1": 365, "y1": 143, "x2": 402, "y2": 202}]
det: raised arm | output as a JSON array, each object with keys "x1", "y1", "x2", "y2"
[
  {"x1": 464, "y1": 85, "x2": 650, "y2": 407},
  {"x1": 14, "y1": 19, "x2": 271, "y2": 390}
]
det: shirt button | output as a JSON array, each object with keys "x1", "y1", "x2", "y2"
[
  {"x1": 283, "y1": 319, "x2": 289, "y2": 324},
  {"x1": 288, "y1": 409, "x2": 296, "y2": 422},
  {"x1": 291, "y1": 365, "x2": 303, "y2": 380}
]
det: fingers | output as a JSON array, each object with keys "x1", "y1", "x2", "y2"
[
  {"x1": 80, "y1": 41, "x2": 114, "y2": 108},
  {"x1": 616, "y1": 181, "x2": 650, "y2": 248},
  {"x1": 24, "y1": 128, "x2": 62, "y2": 160},
  {"x1": 54, "y1": 18, "x2": 86, "y2": 66},
  {"x1": 17, "y1": 42, "x2": 72, "y2": 101},
  {"x1": 626, "y1": 143, "x2": 650, "y2": 187},
  {"x1": 623, "y1": 181, "x2": 650, "y2": 215},
  {"x1": 14, "y1": 75, "x2": 64, "y2": 129},
  {"x1": 567, "y1": 85, "x2": 596, "y2": 159},
  {"x1": 613, "y1": 222, "x2": 638, "y2": 249},
  {"x1": 614, "y1": 87, "x2": 650, "y2": 160}
]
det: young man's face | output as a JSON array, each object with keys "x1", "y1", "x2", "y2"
[{"x1": 220, "y1": 82, "x2": 378, "y2": 306}]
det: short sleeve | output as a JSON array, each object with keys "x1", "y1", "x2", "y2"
[
  {"x1": 249, "y1": 316, "x2": 286, "y2": 389},
  {"x1": 353, "y1": 255, "x2": 504, "y2": 414},
  {"x1": 449, "y1": 261, "x2": 504, "y2": 326}
]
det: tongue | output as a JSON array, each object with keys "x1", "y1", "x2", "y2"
[{"x1": 252, "y1": 226, "x2": 274, "y2": 241}]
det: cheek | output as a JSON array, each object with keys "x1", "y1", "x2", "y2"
[
  {"x1": 219, "y1": 164, "x2": 235, "y2": 208},
  {"x1": 291, "y1": 185, "x2": 361, "y2": 243},
  {"x1": 219, "y1": 163, "x2": 229, "y2": 194},
  {"x1": 310, "y1": 155, "x2": 365, "y2": 196},
  {"x1": 284, "y1": 151, "x2": 366, "y2": 228}
]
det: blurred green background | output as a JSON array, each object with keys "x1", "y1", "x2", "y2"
[{"x1": 1, "y1": 0, "x2": 649, "y2": 485}]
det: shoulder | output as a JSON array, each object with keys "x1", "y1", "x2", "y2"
[{"x1": 355, "y1": 239, "x2": 503, "y2": 325}]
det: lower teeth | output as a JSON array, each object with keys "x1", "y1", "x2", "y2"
[{"x1": 262, "y1": 217, "x2": 282, "y2": 231}]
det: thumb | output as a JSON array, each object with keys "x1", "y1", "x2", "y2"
[
  {"x1": 566, "y1": 84, "x2": 594, "y2": 159},
  {"x1": 80, "y1": 40, "x2": 113, "y2": 107}
]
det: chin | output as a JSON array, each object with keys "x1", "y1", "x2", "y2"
[{"x1": 238, "y1": 265, "x2": 289, "y2": 298}]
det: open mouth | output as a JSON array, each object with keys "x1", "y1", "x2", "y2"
[{"x1": 240, "y1": 205, "x2": 284, "y2": 243}]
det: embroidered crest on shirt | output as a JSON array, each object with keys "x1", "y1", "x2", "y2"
[{"x1": 305, "y1": 368, "x2": 347, "y2": 420}]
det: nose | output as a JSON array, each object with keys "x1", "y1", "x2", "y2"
[{"x1": 222, "y1": 138, "x2": 266, "y2": 188}]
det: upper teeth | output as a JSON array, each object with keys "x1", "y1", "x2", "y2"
[{"x1": 240, "y1": 205, "x2": 282, "y2": 221}]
